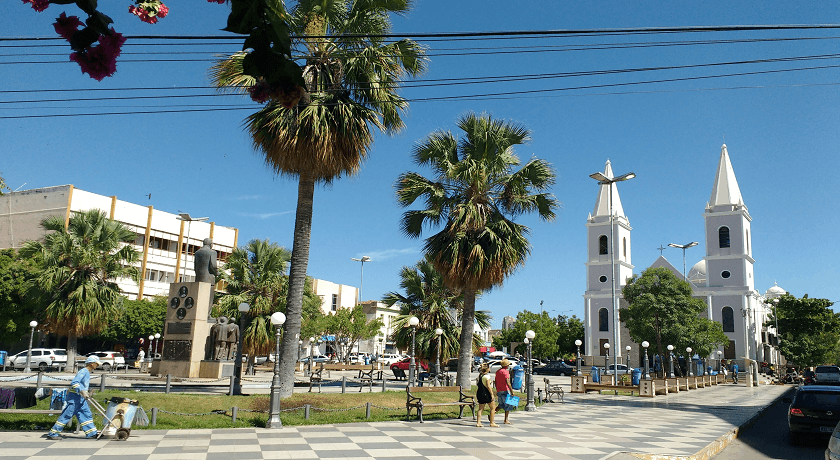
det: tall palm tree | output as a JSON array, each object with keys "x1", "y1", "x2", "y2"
[
  {"x1": 396, "y1": 113, "x2": 559, "y2": 387},
  {"x1": 384, "y1": 256, "x2": 491, "y2": 364},
  {"x1": 211, "y1": 0, "x2": 425, "y2": 397},
  {"x1": 20, "y1": 209, "x2": 140, "y2": 365}
]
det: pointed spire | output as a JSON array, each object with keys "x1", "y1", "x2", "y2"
[
  {"x1": 709, "y1": 144, "x2": 744, "y2": 207},
  {"x1": 592, "y1": 160, "x2": 626, "y2": 218}
]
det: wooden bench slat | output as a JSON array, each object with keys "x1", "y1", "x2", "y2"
[
  {"x1": 0, "y1": 409, "x2": 62, "y2": 414},
  {"x1": 406, "y1": 385, "x2": 475, "y2": 423}
]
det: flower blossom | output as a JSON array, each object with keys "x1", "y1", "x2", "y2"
[
  {"x1": 53, "y1": 13, "x2": 84, "y2": 42},
  {"x1": 70, "y1": 30, "x2": 127, "y2": 81},
  {"x1": 22, "y1": 0, "x2": 49, "y2": 12},
  {"x1": 207, "y1": 0, "x2": 227, "y2": 4},
  {"x1": 129, "y1": 5, "x2": 158, "y2": 24}
]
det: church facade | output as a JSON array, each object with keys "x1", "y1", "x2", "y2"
[{"x1": 583, "y1": 145, "x2": 783, "y2": 368}]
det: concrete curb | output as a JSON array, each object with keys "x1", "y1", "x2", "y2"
[{"x1": 615, "y1": 385, "x2": 795, "y2": 460}]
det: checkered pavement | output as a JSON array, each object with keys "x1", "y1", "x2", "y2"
[{"x1": 0, "y1": 383, "x2": 790, "y2": 460}]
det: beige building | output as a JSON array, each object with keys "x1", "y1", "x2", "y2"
[{"x1": 0, "y1": 185, "x2": 237, "y2": 300}]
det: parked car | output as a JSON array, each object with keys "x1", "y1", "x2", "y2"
[
  {"x1": 87, "y1": 351, "x2": 126, "y2": 372},
  {"x1": 601, "y1": 364, "x2": 631, "y2": 375},
  {"x1": 533, "y1": 361, "x2": 576, "y2": 376},
  {"x1": 390, "y1": 358, "x2": 429, "y2": 372},
  {"x1": 487, "y1": 358, "x2": 519, "y2": 373},
  {"x1": 378, "y1": 353, "x2": 404, "y2": 366},
  {"x1": 298, "y1": 355, "x2": 329, "y2": 364},
  {"x1": 786, "y1": 385, "x2": 840, "y2": 443},
  {"x1": 825, "y1": 419, "x2": 840, "y2": 459},
  {"x1": 349, "y1": 352, "x2": 370, "y2": 364},
  {"x1": 815, "y1": 365, "x2": 840, "y2": 385},
  {"x1": 9, "y1": 348, "x2": 67, "y2": 371}
]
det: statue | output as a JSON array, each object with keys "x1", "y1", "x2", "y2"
[
  {"x1": 214, "y1": 317, "x2": 230, "y2": 360},
  {"x1": 206, "y1": 317, "x2": 221, "y2": 361},
  {"x1": 223, "y1": 321, "x2": 240, "y2": 361},
  {"x1": 194, "y1": 238, "x2": 218, "y2": 284}
]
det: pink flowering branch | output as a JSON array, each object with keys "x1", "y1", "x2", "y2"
[{"x1": 22, "y1": 0, "x2": 49, "y2": 13}]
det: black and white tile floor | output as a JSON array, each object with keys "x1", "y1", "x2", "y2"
[{"x1": 0, "y1": 384, "x2": 790, "y2": 460}]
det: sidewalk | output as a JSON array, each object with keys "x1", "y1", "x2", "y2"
[{"x1": 1, "y1": 382, "x2": 791, "y2": 460}]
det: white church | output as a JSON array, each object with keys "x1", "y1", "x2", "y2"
[{"x1": 583, "y1": 145, "x2": 785, "y2": 368}]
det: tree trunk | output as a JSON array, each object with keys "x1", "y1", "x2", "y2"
[
  {"x1": 67, "y1": 330, "x2": 78, "y2": 371},
  {"x1": 277, "y1": 175, "x2": 315, "y2": 397},
  {"x1": 456, "y1": 288, "x2": 477, "y2": 388}
]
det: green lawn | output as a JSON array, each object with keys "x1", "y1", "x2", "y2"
[{"x1": 0, "y1": 386, "x2": 531, "y2": 430}]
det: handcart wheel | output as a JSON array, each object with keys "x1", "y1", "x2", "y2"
[{"x1": 116, "y1": 428, "x2": 130, "y2": 441}]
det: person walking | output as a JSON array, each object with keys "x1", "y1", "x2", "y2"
[
  {"x1": 475, "y1": 363, "x2": 499, "y2": 427},
  {"x1": 732, "y1": 360, "x2": 739, "y2": 384},
  {"x1": 494, "y1": 358, "x2": 516, "y2": 425},
  {"x1": 46, "y1": 355, "x2": 101, "y2": 439}
]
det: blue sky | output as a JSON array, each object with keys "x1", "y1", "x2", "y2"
[{"x1": 2, "y1": 1, "x2": 839, "y2": 327}]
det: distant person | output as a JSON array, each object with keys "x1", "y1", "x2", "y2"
[
  {"x1": 46, "y1": 356, "x2": 101, "y2": 439},
  {"x1": 732, "y1": 361, "x2": 739, "y2": 384},
  {"x1": 494, "y1": 358, "x2": 516, "y2": 425},
  {"x1": 475, "y1": 363, "x2": 498, "y2": 427}
]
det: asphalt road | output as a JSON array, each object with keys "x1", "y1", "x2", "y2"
[{"x1": 713, "y1": 387, "x2": 827, "y2": 460}]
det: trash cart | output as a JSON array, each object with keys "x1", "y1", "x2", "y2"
[{"x1": 88, "y1": 396, "x2": 139, "y2": 441}]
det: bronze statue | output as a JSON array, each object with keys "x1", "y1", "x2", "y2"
[
  {"x1": 194, "y1": 238, "x2": 218, "y2": 284},
  {"x1": 214, "y1": 317, "x2": 230, "y2": 360}
]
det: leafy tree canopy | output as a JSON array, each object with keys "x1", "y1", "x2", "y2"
[
  {"x1": 769, "y1": 294, "x2": 839, "y2": 367},
  {"x1": 621, "y1": 267, "x2": 727, "y2": 365},
  {"x1": 323, "y1": 305, "x2": 383, "y2": 363},
  {"x1": 492, "y1": 310, "x2": 560, "y2": 359},
  {"x1": 0, "y1": 249, "x2": 38, "y2": 345},
  {"x1": 96, "y1": 296, "x2": 167, "y2": 344},
  {"x1": 555, "y1": 314, "x2": 586, "y2": 359}
]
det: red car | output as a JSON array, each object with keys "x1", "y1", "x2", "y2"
[{"x1": 390, "y1": 358, "x2": 429, "y2": 372}]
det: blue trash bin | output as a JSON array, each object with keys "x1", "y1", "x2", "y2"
[
  {"x1": 632, "y1": 368, "x2": 641, "y2": 385},
  {"x1": 590, "y1": 366, "x2": 600, "y2": 383},
  {"x1": 0, "y1": 351, "x2": 6, "y2": 367},
  {"x1": 511, "y1": 366, "x2": 525, "y2": 390}
]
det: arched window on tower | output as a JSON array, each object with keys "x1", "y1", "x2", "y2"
[
  {"x1": 719, "y1": 226, "x2": 731, "y2": 248},
  {"x1": 746, "y1": 230, "x2": 750, "y2": 255},
  {"x1": 722, "y1": 306, "x2": 734, "y2": 332},
  {"x1": 599, "y1": 235, "x2": 608, "y2": 255},
  {"x1": 599, "y1": 308, "x2": 609, "y2": 331},
  {"x1": 623, "y1": 237, "x2": 627, "y2": 258}
]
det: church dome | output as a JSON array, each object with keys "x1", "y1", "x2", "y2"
[
  {"x1": 765, "y1": 283, "x2": 786, "y2": 299},
  {"x1": 687, "y1": 260, "x2": 706, "y2": 284}
]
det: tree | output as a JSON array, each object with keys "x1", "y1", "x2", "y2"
[
  {"x1": 0, "y1": 173, "x2": 9, "y2": 195},
  {"x1": 96, "y1": 297, "x2": 167, "y2": 346},
  {"x1": 20, "y1": 209, "x2": 140, "y2": 365},
  {"x1": 323, "y1": 305, "x2": 383, "y2": 363},
  {"x1": 555, "y1": 314, "x2": 585, "y2": 359},
  {"x1": 491, "y1": 310, "x2": 560, "y2": 359},
  {"x1": 384, "y1": 256, "x2": 491, "y2": 364},
  {"x1": 396, "y1": 112, "x2": 558, "y2": 387},
  {"x1": 211, "y1": 0, "x2": 426, "y2": 397},
  {"x1": 621, "y1": 267, "x2": 727, "y2": 373},
  {"x1": 0, "y1": 249, "x2": 39, "y2": 345},
  {"x1": 769, "y1": 294, "x2": 839, "y2": 367}
]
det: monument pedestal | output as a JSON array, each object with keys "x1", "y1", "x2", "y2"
[
  {"x1": 199, "y1": 360, "x2": 235, "y2": 379},
  {"x1": 157, "y1": 282, "x2": 214, "y2": 379}
]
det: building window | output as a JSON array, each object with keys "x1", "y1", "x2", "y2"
[
  {"x1": 331, "y1": 294, "x2": 338, "y2": 312},
  {"x1": 721, "y1": 270, "x2": 731, "y2": 279},
  {"x1": 599, "y1": 275, "x2": 607, "y2": 283},
  {"x1": 598, "y1": 308, "x2": 609, "y2": 331},
  {"x1": 722, "y1": 306, "x2": 734, "y2": 332},
  {"x1": 622, "y1": 237, "x2": 627, "y2": 258},
  {"x1": 599, "y1": 235, "x2": 608, "y2": 255},
  {"x1": 719, "y1": 226, "x2": 730, "y2": 248}
]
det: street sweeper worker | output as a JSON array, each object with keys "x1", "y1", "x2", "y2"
[{"x1": 46, "y1": 355, "x2": 101, "y2": 439}]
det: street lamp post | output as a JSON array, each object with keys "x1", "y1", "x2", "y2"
[
  {"x1": 575, "y1": 339, "x2": 583, "y2": 376},
  {"x1": 154, "y1": 333, "x2": 161, "y2": 357},
  {"x1": 717, "y1": 350, "x2": 723, "y2": 372},
  {"x1": 350, "y1": 256, "x2": 371, "y2": 304},
  {"x1": 667, "y1": 242, "x2": 699, "y2": 279},
  {"x1": 267, "y1": 312, "x2": 286, "y2": 428},
  {"x1": 298, "y1": 340, "x2": 303, "y2": 362},
  {"x1": 435, "y1": 328, "x2": 443, "y2": 381},
  {"x1": 24, "y1": 320, "x2": 37, "y2": 373},
  {"x1": 667, "y1": 345, "x2": 675, "y2": 378},
  {"x1": 233, "y1": 302, "x2": 250, "y2": 395},
  {"x1": 590, "y1": 169, "x2": 635, "y2": 380},
  {"x1": 603, "y1": 342, "x2": 611, "y2": 384},
  {"x1": 770, "y1": 298, "x2": 781, "y2": 369},
  {"x1": 625, "y1": 345, "x2": 632, "y2": 375},
  {"x1": 148, "y1": 335, "x2": 155, "y2": 361},
  {"x1": 686, "y1": 347, "x2": 693, "y2": 377},
  {"x1": 525, "y1": 330, "x2": 536, "y2": 411},
  {"x1": 642, "y1": 341, "x2": 650, "y2": 380},
  {"x1": 408, "y1": 316, "x2": 419, "y2": 387}
]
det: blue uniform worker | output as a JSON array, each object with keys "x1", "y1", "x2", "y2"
[{"x1": 46, "y1": 355, "x2": 101, "y2": 439}]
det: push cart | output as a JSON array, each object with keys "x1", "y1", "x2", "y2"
[{"x1": 84, "y1": 395, "x2": 139, "y2": 441}]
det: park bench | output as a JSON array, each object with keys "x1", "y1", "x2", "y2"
[
  {"x1": 543, "y1": 378, "x2": 564, "y2": 403},
  {"x1": 405, "y1": 385, "x2": 475, "y2": 423},
  {"x1": 308, "y1": 363, "x2": 381, "y2": 393}
]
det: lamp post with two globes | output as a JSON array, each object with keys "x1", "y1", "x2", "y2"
[
  {"x1": 435, "y1": 328, "x2": 443, "y2": 381},
  {"x1": 574, "y1": 339, "x2": 583, "y2": 376},
  {"x1": 233, "y1": 302, "x2": 250, "y2": 395},
  {"x1": 667, "y1": 345, "x2": 675, "y2": 378},
  {"x1": 686, "y1": 347, "x2": 694, "y2": 376},
  {"x1": 625, "y1": 345, "x2": 632, "y2": 375},
  {"x1": 642, "y1": 341, "x2": 650, "y2": 379},
  {"x1": 408, "y1": 316, "x2": 419, "y2": 387},
  {"x1": 603, "y1": 342, "x2": 611, "y2": 384},
  {"x1": 267, "y1": 312, "x2": 286, "y2": 428},
  {"x1": 525, "y1": 330, "x2": 536, "y2": 411}
]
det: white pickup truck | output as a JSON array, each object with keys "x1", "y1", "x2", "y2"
[{"x1": 814, "y1": 365, "x2": 840, "y2": 384}]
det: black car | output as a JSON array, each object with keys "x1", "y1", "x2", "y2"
[
  {"x1": 786, "y1": 385, "x2": 840, "y2": 443},
  {"x1": 533, "y1": 361, "x2": 576, "y2": 376}
]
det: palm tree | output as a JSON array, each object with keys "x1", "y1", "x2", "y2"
[
  {"x1": 20, "y1": 209, "x2": 140, "y2": 365},
  {"x1": 210, "y1": 0, "x2": 425, "y2": 397},
  {"x1": 396, "y1": 112, "x2": 559, "y2": 387},
  {"x1": 216, "y1": 239, "x2": 290, "y2": 370},
  {"x1": 384, "y1": 256, "x2": 491, "y2": 366}
]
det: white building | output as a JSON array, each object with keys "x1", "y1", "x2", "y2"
[
  {"x1": 583, "y1": 146, "x2": 783, "y2": 368},
  {"x1": 312, "y1": 278, "x2": 358, "y2": 315},
  {"x1": 0, "y1": 185, "x2": 237, "y2": 300},
  {"x1": 361, "y1": 301, "x2": 402, "y2": 354}
]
